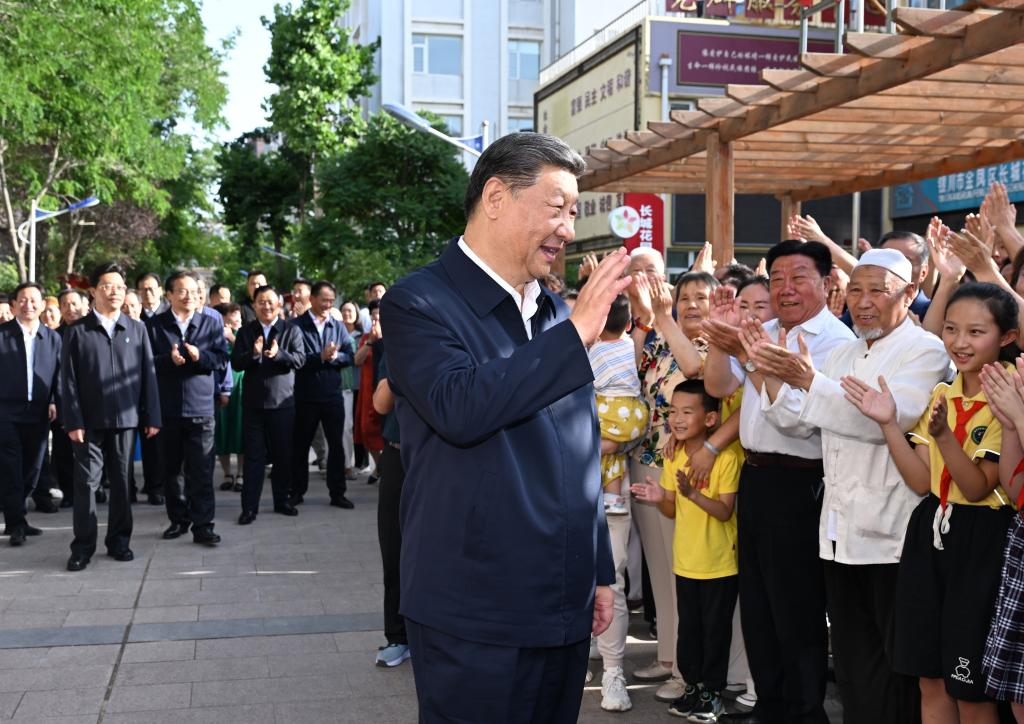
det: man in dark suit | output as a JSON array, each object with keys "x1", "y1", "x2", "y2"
[
  {"x1": 291, "y1": 280, "x2": 354, "y2": 509},
  {"x1": 239, "y1": 269, "x2": 267, "y2": 325},
  {"x1": 0, "y1": 282, "x2": 61, "y2": 546},
  {"x1": 231, "y1": 286, "x2": 305, "y2": 524},
  {"x1": 136, "y1": 272, "x2": 169, "y2": 505},
  {"x1": 148, "y1": 271, "x2": 228, "y2": 546},
  {"x1": 63, "y1": 262, "x2": 161, "y2": 571},
  {"x1": 381, "y1": 133, "x2": 628, "y2": 722},
  {"x1": 136, "y1": 272, "x2": 169, "y2": 321}
]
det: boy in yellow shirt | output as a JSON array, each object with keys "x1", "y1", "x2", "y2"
[{"x1": 632, "y1": 379, "x2": 741, "y2": 722}]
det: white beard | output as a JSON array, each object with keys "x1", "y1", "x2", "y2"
[{"x1": 854, "y1": 325, "x2": 885, "y2": 341}]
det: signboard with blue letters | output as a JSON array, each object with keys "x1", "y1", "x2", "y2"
[{"x1": 891, "y1": 161, "x2": 1024, "y2": 218}]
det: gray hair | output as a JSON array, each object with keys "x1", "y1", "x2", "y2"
[
  {"x1": 879, "y1": 230, "x2": 928, "y2": 265},
  {"x1": 464, "y1": 133, "x2": 585, "y2": 219}
]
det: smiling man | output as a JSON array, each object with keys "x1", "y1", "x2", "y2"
[
  {"x1": 381, "y1": 133, "x2": 631, "y2": 723},
  {"x1": 743, "y1": 249, "x2": 951, "y2": 724}
]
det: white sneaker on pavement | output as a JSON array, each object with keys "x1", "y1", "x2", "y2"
[
  {"x1": 601, "y1": 667, "x2": 632, "y2": 712},
  {"x1": 633, "y1": 660, "x2": 672, "y2": 682},
  {"x1": 655, "y1": 675, "x2": 686, "y2": 702},
  {"x1": 585, "y1": 669, "x2": 594, "y2": 684}
]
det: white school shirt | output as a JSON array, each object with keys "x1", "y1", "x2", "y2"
[
  {"x1": 17, "y1": 320, "x2": 39, "y2": 402},
  {"x1": 458, "y1": 237, "x2": 542, "y2": 340},
  {"x1": 798, "y1": 316, "x2": 953, "y2": 565},
  {"x1": 728, "y1": 305, "x2": 855, "y2": 458}
]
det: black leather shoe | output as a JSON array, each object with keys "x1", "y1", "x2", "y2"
[
  {"x1": 59, "y1": 499, "x2": 73, "y2": 509},
  {"x1": 9, "y1": 529, "x2": 26, "y2": 546},
  {"x1": 66, "y1": 556, "x2": 89, "y2": 572},
  {"x1": 162, "y1": 522, "x2": 190, "y2": 540},
  {"x1": 34, "y1": 499, "x2": 59, "y2": 513},
  {"x1": 273, "y1": 504, "x2": 298, "y2": 517},
  {"x1": 366, "y1": 475, "x2": 378, "y2": 485},
  {"x1": 193, "y1": 529, "x2": 221, "y2": 546},
  {"x1": 329, "y1": 496, "x2": 355, "y2": 509},
  {"x1": 147, "y1": 493, "x2": 164, "y2": 506},
  {"x1": 219, "y1": 480, "x2": 234, "y2": 491},
  {"x1": 238, "y1": 511, "x2": 257, "y2": 525},
  {"x1": 95, "y1": 489, "x2": 107, "y2": 504},
  {"x1": 23, "y1": 525, "x2": 42, "y2": 536},
  {"x1": 289, "y1": 495, "x2": 304, "y2": 506},
  {"x1": 108, "y1": 549, "x2": 134, "y2": 562}
]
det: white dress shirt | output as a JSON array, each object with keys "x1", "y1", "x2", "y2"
[
  {"x1": 174, "y1": 312, "x2": 194, "y2": 340},
  {"x1": 17, "y1": 320, "x2": 39, "y2": 402},
  {"x1": 458, "y1": 237, "x2": 542, "y2": 340},
  {"x1": 94, "y1": 309, "x2": 120, "y2": 338},
  {"x1": 312, "y1": 313, "x2": 328, "y2": 341},
  {"x1": 729, "y1": 305, "x2": 855, "y2": 458},
  {"x1": 798, "y1": 317, "x2": 953, "y2": 565}
]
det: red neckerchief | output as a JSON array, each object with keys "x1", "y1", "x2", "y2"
[{"x1": 938, "y1": 398, "x2": 987, "y2": 513}]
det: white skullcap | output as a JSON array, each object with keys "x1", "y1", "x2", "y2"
[{"x1": 854, "y1": 248, "x2": 913, "y2": 282}]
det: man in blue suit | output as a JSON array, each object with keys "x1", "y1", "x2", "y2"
[
  {"x1": 381, "y1": 133, "x2": 631, "y2": 723},
  {"x1": 291, "y1": 280, "x2": 354, "y2": 509},
  {"x1": 0, "y1": 282, "x2": 61, "y2": 547},
  {"x1": 149, "y1": 271, "x2": 228, "y2": 546}
]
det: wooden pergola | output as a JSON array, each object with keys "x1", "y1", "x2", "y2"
[{"x1": 578, "y1": 1, "x2": 1024, "y2": 263}]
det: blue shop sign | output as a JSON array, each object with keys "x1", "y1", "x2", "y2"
[{"x1": 891, "y1": 161, "x2": 1024, "y2": 218}]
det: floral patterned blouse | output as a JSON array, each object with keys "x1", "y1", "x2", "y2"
[{"x1": 633, "y1": 331, "x2": 708, "y2": 468}]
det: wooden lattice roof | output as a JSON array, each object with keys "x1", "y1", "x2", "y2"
[{"x1": 578, "y1": 2, "x2": 1024, "y2": 202}]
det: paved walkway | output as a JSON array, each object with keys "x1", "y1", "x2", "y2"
[{"x1": 0, "y1": 467, "x2": 841, "y2": 723}]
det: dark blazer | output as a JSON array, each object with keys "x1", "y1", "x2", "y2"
[
  {"x1": 0, "y1": 319, "x2": 61, "y2": 423},
  {"x1": 141, "y1": 299, "x2": 170, "y2": 321},
  {"x1": 147, "y1": 310, "x2": 229, "y2": 418},
  {"x1": 62, "y1": 311, "x2": 161, "y2": 431},
  {"x1": 231, "y1": 319, "x2": 305, "y2": 410},
  {"x1": 381, "y1": 239, "x2": 614, "y2": 649},
  {"x1": 292, "y1": 311, "x2": 353, "y2": 403},
  {"x1": 239, "y1": 298, "x2": 257, "y2": 325}
]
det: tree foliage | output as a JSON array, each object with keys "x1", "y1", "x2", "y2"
[
  {"x1": 295, "y1": 112, "x2": 469, "y2": 301},
  {"x1": 0, "y1": 0, "x2": 227, "y2": 281}
]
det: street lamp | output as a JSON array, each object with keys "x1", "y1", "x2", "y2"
[
  {"x1": 17, "y1": 196, "x2": 100, "y2": 282},
  {"x1": 260, "y1": 245, "x2": 301, "y2": 277},
  {"x1": 383, "y1": 103, "x2": 485, "y2": 157}
]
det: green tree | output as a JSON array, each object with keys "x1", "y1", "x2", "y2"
[
  {"x1": 295, "y1": 112, "x2": 468, "y2": 300},
  {"x1": 0, "y1": 0, "x2": 227, "y2": 281}
]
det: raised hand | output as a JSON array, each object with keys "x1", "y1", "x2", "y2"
[
  {"x1": 710, "y1": 285, "x2": 741, "y2": 326},
  {"x1": 579, "y1": 252, "x2": 599, "y2": 282},
  {"x1": 927, "y1": 397, "x2": 951, "y2": 440},
  {"x1": 986, "y1": 181, "x2": 1018, "y2": 233},
  {"x1": 265, "y1": 338, "x2": 279, "y2": 359},
  {"x1": 253, "y1": 334, "x2": 264, "y2": 357},
  {"x1": 629, "y1": 475, "x2": 665, "y2": 503},
  {"x1": 183, "y1": 342, "x2": 199, "y2": 362},
  {"x1": 856, "y1": 238, "x2": 873, "y2": 254},
  {"x1": 981, "y1": 362, "x2": 1024, "y2": 432},
  {"x1": 650, "y1": 278, "x2": 675, "y2": 322},
  {"x1": 321, "y1": 341, "x2": 338, "y2": 361},
  {"x1": 629, "y1": 270, "x2": 655, "y2": 326},
  {"x1": 840, "y1": 375, "x2": 898, "y2": 425},
  {"x1": 787, "y1": 214, "x2": 828, "y2": 244},
  {"x1": 171, "y1": 343, "x2": 186, "y2": 366},
  {"x1": 755, "y1": 257, "x2": 767, "y2": 276},
  {"x1": 569, "y1": 248, "x2": 633, "y2": 346},
  {"x1": 965, "y1": 212, "x2": 996, "y2": 256},
  {"x1": 692, "y1": 241, "x2": 717, "y2": 275},
  {"x1": 751, "y1": 327, "x2": 815, "y2": 389},
  {"x1": 948, "y1": 229, "x2": 994, "y2": 275},
  {"x1": 676, "y1": 468, "x2": 695, "y2": 499},
  {"x1": 927, "y1": 218, "x2": 965, "y2": 281}
]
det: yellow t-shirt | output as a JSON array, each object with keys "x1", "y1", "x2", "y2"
[
  {"x1": 720, "y1": 387, "x2": 745, "y2": 461},
  {"x1": 660, "y1": 444, "x2": 742, "y2": 579},
  {"x1": 907, "y1": 372, "x2": 1011, "y2": 509}
]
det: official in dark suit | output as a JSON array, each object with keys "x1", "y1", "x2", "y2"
[
  {"x1": 231, "y1": 286, "x2": 305, "y2": 524},
  {"x1": 148, "y1": 271, "x2": 228, "y2": 546},
  {"x1": 381, "y1": 134, "x2": 629, "y2": 723},
  {"x1": 0, "y1": 283, "x2": 61, "y2": 546},
  {"x1": 291, "y1": 281, "x2": 354, "y2": 509},
  {"x1": 137, "y1": 272, "x2": 169, "y2": 504},
  {"x1": 63, "y1": 263, "x2": 161, "y2": 571},
  {"x1": 239, "y1": 269, "x2": 267, "y2": 326}
]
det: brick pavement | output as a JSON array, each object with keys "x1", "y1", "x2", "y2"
[{"x1": 0, "y1": 466, "x2": 842, "y2": 723}]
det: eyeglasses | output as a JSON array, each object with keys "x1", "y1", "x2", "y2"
[
  {"x1": 173, "y1": 289, "x2": 199, "y2": 298},
  {"x1": 97, "y1": 283, "x2": 127, "y2": 293}
]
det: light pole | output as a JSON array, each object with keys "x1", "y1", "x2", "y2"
[
  {"x1": 383, "y1": 103, "x2": 484, "y2": 157},
  {"x1": 17, "y1": 196, "x2": 100, "y2": 282},
  {"x1": 261, "y1": 245, "x2": 301, "y2": 277}
]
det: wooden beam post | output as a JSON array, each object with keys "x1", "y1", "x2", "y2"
[
  {"x1": 705, "y1": 132, "x2": 735, "y2": 265},
  {"x1": 779, "y1": 194, "x2": 801, "y2": 241}
]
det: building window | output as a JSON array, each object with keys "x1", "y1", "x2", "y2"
[
  {"x1": 507, "y1": 117, "x2": 534, "y2": 133},
  {"x1": 439, "y1": 115, "x2": 463, "y2": 137},
  {"x1": 412, "y1": 34, "x2": 463, "y2": 76},
  {"x1": 508, "y1": 40, "x2": 540, "y2": 81}
]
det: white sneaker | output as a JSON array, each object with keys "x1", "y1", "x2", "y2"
[
  {"x1": 655, "y1": 675, "x2": 686, "y2": 702},
  {"x1": 601, "y1": 667, "x2": 632, "y2": 712},
  {"x1": 606, "y1": 495, "x2": 628, "y2": 516},
  {"x1": 589, "y1": 637, "x2": 601, "y2": 660},
  {"x1": 633, "y1": 660, "x2": 672, "y2": 682},
  {"x1": 585, "y1": 669, "x2": 594, "y2": 684}
]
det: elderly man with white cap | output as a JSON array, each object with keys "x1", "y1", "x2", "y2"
[{"x1": 747, "y1": 248, "x2": 952, "y2": 724}]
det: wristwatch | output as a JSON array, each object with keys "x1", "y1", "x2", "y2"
[{"x1": 743, "y1": 359, "x2": 757, "y2": 373}]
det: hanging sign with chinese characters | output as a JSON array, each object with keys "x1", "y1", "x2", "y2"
[
  {"x1": 623, "y1": 194, "x2": 665, "y2": 254},
  {"x1": 891, "y1": 162, "x2": 1024, "y2": 218},
  {"x1": 676, "y1": 31, "x2": 834, "y2": 87}
]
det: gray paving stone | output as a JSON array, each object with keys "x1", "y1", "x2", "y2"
[
  {"x1": 332, "y1": 630, "x2": 385, "y2": 652},
  {"x1": 116, "y1": 656, "x2": 268, "y2": 686},
  {"x1": 0, "y1": 612, "x2": 69, "y2": 630},
  {"x1": 63, "y1": 608, "x2": 135, "y2": 627},
  {"x1": 121, "y1": 640, "x2": 195, "y2": 664},
  {"x1": 104, "y1": 682, "x2": 192, "y2": 713},
  {"x1": 130, "y1": 605, "x2": 199, "y2": 624},
  {"x1": 7, "y1": 715, "x2": 99, "y2": 724},
  {"x1": 4, "y1": 593, "x2": 136, "y2": 613},
  {"x1": 0, "y1": 690, "x2": 22, "y2": 719},
  {"x1": 0, "y1": 663, "x2": 112, "y2": 692},
  {"x1": 196, "y1": 599, "x2": 324, "y2": 621},
  {"x1": 275, "y1": 694, "x2": 419, "y2": 724},
  {"x1": 129, "y1": 618, "x2": 265, "y2": 643},
  {"x1": 0, "y1": 625, "x2": 124, "y2": 650},
  {"x1": 12, "y1": 687, "x2": 105, "y2": 717},
  {"x1": 102, "y1": 704, "x2": 275, "y2": 724},
  {"x1": 190, "y1": 674, "x2": 352, "y2": 708},
  {"x1": 194, "y1": 633, "x2": 338, "y2": 659},
  {"x1": 0, "y1": 645, "x2": 119, "y2": 670}
]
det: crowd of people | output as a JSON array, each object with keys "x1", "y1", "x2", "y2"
[{"x1": 0, "y1": 269, "x2": 390, "y2": 571}]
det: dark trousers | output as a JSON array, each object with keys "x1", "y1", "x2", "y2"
[
  {"x1": 353, "y1": 389, "x2": 368, "y2": 469},
  {"x1": 70, "y1": 428, "x2": 133, "y2": 558},
  {"x1": 378, "y1": 443, "x2": 406, "y2": 645},
  {"x1": 51, "y1": 423, "x2": 74, "y2": 503},
  {"x1": 737, "y1": 462, "x2": 829, "y2": 724},
  {"x1": 676, "y1": 574, "x2": 738, "y2": 692},
  {"x1": 140, "y1": 427, "x2": 161, "y2": 495},
  {"x1": 291, "y1": 399, "x2": 346, "y2": 500},
  {"x1": 406, "y1": 619, "x2": 589, "y2": 724},
  {"x1": 0, "y1": 419, "x2": 48, "y2": 530},
  {"x1": 823, "y1": 561, "x2": 919, "y2": 724},
  {"x1": 161, "y1": 416, "x2": 216, "y2": 531},
  {"x1": 241, "y1": 407, "x2": 294, "y2": 513}
]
